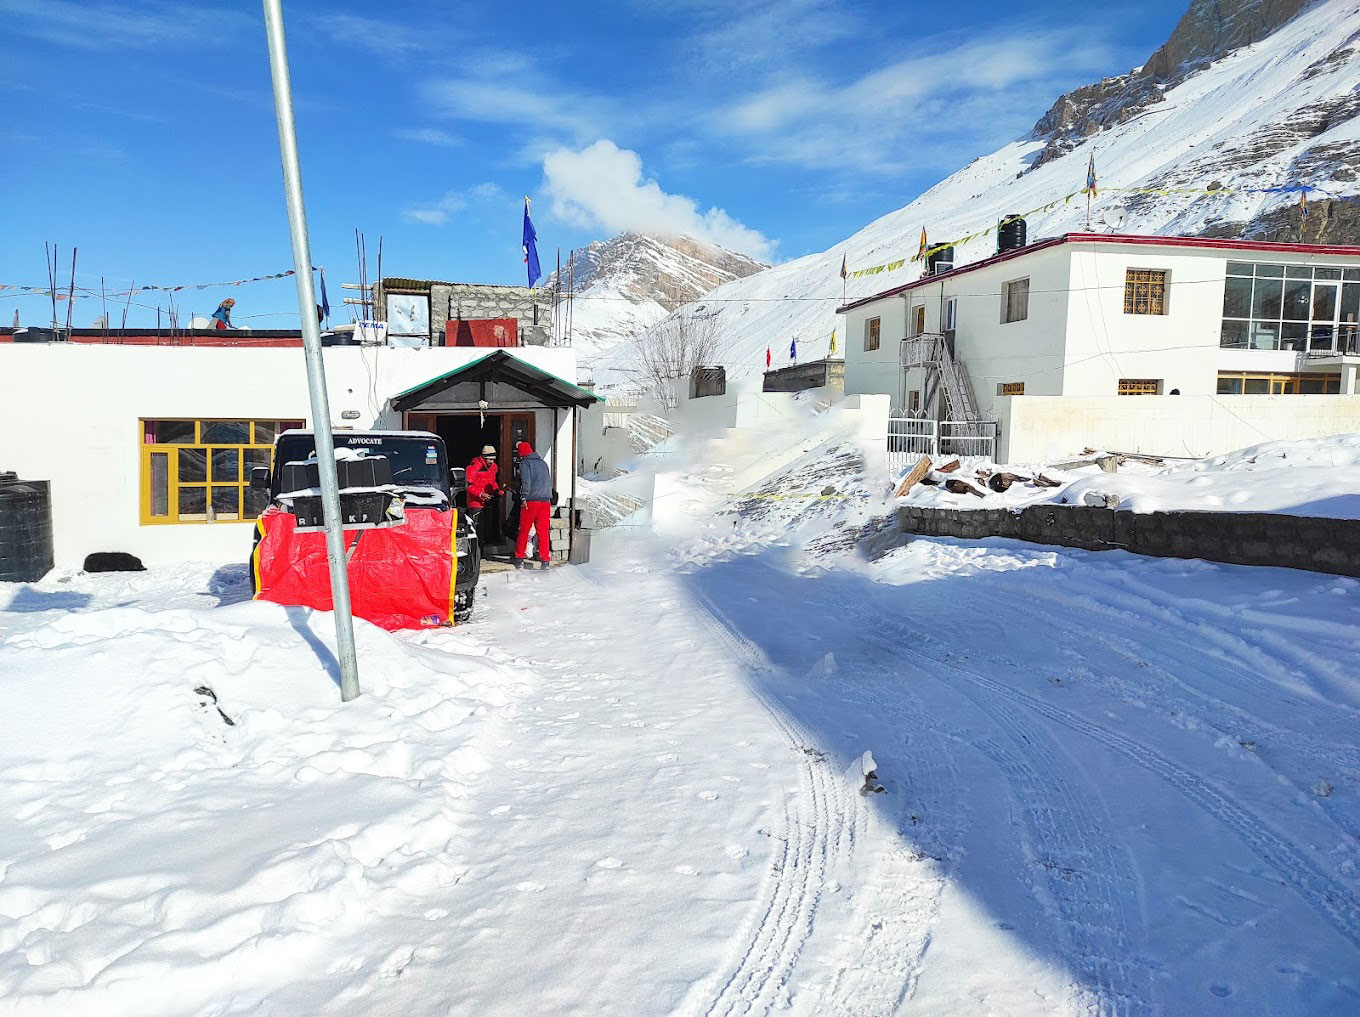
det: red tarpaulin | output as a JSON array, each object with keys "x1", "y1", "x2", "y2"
[
  {"x1": 252, "y1": 505, "x2": 459, "y2": 631},
  {"x1": 446, "y1": 318, "x2": 518, "y2": 347}
]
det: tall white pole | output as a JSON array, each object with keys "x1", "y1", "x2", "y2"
[{"x1": 261, "y1": 0, "x2": 361, "y2": 702}]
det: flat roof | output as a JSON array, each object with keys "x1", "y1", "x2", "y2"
[{"x1": 836, "y1": 233, "x2": 1360, "y2": 313}]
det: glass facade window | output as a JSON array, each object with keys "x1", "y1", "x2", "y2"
[
  {"x1": 1216, "y1": 371, "x2": 1341, "y2": 395},
  {"x1": 1221, "y1": 261, "x2": 1360, "y2": 353},
  {"x1": 140, "y1": 418, "x2": 303, "y2": 525},
  {"x1": 1001, "y1": 278, "x2": 1029, "y2": 323}
]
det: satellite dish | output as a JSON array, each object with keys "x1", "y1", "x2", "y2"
[
  {"x1": 189, "y1": 316, "x2": 213, "y2": 330},
  {"x1": 1096, "y1": 206, "x2": 1126, "y2": 232}
]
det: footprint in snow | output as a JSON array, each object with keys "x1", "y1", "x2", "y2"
[
  {"x1": 594, "y1": 857, "x2": 624, "y2": 869},
  {"x1": 697, "y1": 790, "x2": 718, "y2": 800},
  {"x1": 725, "y1": 845, "x2": 748, "y2": 860},
  {"x1": 1210, "y1": 985, "x2": 1232, "y2": 998},
  {"x1": 673, "y1": 865, "x2": 699, "y2": 876},
  {"x1": 489, "y1": 805, "x2": 511, "y2": 816},
  {"x1": 514, "y1": 881, "x2": 546, "y2": 893}
]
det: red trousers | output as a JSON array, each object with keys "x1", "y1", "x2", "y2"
[{"x1": 515, "y1": 500, "x2": 552, "y2": 562}]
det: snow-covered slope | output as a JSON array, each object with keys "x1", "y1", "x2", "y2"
[
  {"x1": 545, "y1": 232, "x2": 766, "y2": 365},
  {"x1": 600, "y1": 0, "x2": 1360, "y2": 384}
]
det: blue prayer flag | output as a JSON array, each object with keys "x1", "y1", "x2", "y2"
[
  {"x1": 319, "y1": 268, "x2": 330, "y2": 323},
  {"x1": 790, "y1": 337, "x2": 797, "y2": 361},
  {"x1": 522, "y1": 198, "x2": 542, "y2": 288}
]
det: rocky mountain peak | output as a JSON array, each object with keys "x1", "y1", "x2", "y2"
[
  {"x1": 1031, "y1": 0, "x2": 1317, "y2": 167},
  {"x1": 544, "y1": 232, "x2": 767, "y2": 312}
]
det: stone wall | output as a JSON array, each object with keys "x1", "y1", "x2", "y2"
[
  {"x1": 378, "y1": 279, "x2": 552, "y2": 347},
  {"x1": 762, "y1": 358, "x2": 846, "y2": 394},
  {"x1": 895, "y1": 503, "x2": 1360, "y2": 577}
]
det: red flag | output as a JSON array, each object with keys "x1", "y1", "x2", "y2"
[{"x1": 765, "y1": 347, "x2": 771, "y2": 369}]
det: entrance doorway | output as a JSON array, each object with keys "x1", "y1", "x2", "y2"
[{"x1": 407, "y1": 411, "x2": 536, "y2": 557}]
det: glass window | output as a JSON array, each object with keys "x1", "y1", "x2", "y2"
[
  {"x1": 142, "y1": 419, "x2": 292, "y2": 525},
  {"x1": 211, "y1": 448, "x2": 240, "y2": 482},
  {"x1": 1342, "y1": 283, "x2": 1360, "y2": 322},
  {"x1": 1226, "y1": 261, "x2": 1254, "y2": 277},
  {"x1": 1280, "y1": 321, "x2": 1308, "y2": 350},
  {"x1": 178, "y1": 447, "x2": 207, "y2": 482},
  {"x1": 1282, "y1": 279, "x2": 1311, "y2": 320},
  {"x1": 1002, "y1": 278, "x2": 1029, "y2": 323},
  {"x1": 864, "y1": 317, "x2": 880, "y2": 352},
  {"x1": 1249, "y1": 321, "x2": 1280, "y2": 350},
  {"x1": 1285, "y1": 264, "x2": 1313, "y2": 280},
  {"x1": 1217, "y1": 376, "x2": 1243, "y2": 395},
  {"x1": 1312, "y1": 283, "x2": 1338, "y2": 322},
  {"x1": 1344, "y1": 268, "x2": 1360, "y2": 281},
  {"x1": 1222, "y1": 277, "x2": 1253, "y2": 319},
  {"x1": 1315, "y1": 267, "x2": 1342, "y2": 280},
  {"x1": 1219, "y1": 320, "x2": 1249, "y2": 348},
  {"x1": 1252, "y1": 277, "x2": 1283, "y2": 319},
  {"x1": 178, "y1": 486, "x2": 207, "y2": 517},
  {"x1": 201, "y1": 420, "x2": 250, "y2": 444},
  {"x1": 211, "y1": 486, "x2": 240, "y2": 520},
  {"x1": 144, "y1": 420, "x2": 195, "y2": 444},
  {"x1": 1255, "y1": 263, "x2": 1284, "y2": 277},
  {"x1": 150, "y1": 452, "x2": 169, "y2": 517}
]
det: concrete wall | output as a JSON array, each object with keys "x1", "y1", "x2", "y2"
[
  {"x1": 996, "y1": 393, "x2": 1360, "y2": 461},
  {"x1": 0, "y1": 343, "x2": 578, "y2": 569},
  {"x1": 762, "y1": 359, "x2": 845, "y2": 394},
  {"x1": 896, "y1": 503, "x2": 1360, "y2": 578},
  {"x1": 1064, "y1": 244, "x2": 1223, "y2": 396}
]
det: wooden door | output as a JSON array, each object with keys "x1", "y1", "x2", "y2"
[{"x1": 500, "y1": 413, "x2": 537, "y2": 534}]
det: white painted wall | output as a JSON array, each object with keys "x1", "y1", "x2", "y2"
[
  {"x1": 844, "y1": 293, "x2": 907, "y2": 408},
  {"x1": 0, "y1": 343, "x2": 578, "y2": 569},
  {"x1": 998, "y1": 394, "x2": 1360, "y2": 462}
]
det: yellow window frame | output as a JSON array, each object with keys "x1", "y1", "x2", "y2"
[
  {"x1": 1118, "y1": 378, "x2": 1162, "y2": 395},
  {"x1": 1124, "y1": 269, "x2": 1168, "y2": 315},
  {"x1": 999, "y1": 382, "x2": 1025, "y2": 396},
  {"x1": 139, "y1": 418, "x2": 300, "y2": 526}
]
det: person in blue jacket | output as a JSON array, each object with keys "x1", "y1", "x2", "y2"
[
  {"x1": 211, "y1": 298, "x2": 236, "y2": 330},
  {"x1": 514, "y1": 440, "x2": 553, "y2": 569}
]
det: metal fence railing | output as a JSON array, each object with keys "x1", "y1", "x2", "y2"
[{"x1": 887, "y1": 416, "x2": 998, "y2": 472}]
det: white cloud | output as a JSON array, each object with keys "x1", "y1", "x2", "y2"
[
  {"x1": 542, "y1": 140, "x2": 773, "y2": 260},
  {"x1": 304, "y1": 13, "x2": 426, "y2": 56},
  {"x1": 715, "y1": 29, "x2": 1117, "y2": 174},
  {"x1": 0, "y1": 0, "x2": 246, "y2": 50},
  {"x1": 394, "y1": 128, "x2": 462, "y2": 148},
  {"x1": 401, "y1": 183, "x2": 509, "y2": 227},
  {"x1": 402, "y1": 193, "x2": 467, "y2": 227}
]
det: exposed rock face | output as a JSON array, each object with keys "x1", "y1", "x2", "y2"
[
  {"x1": 1031, "y1": 0, "x2": 1319, "y2": 167},
  {"x1": 544, "y1": 232, "x2": 767, "y2": 312}
]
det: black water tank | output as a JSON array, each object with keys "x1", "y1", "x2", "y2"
[
  {"x1": 13, "y1": 327, "x2": 67, "y2": 343},
  {"x1": 0, "y1": 473, "x2": 55, "y2": 582},
  {"x1": 927, "y1": 244, "x2": 955, "y2": 275},
  {"x1": 998, "y1": 215, "x2": 1027, "y2": 252}
]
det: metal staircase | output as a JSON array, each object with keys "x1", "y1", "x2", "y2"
[{"x1": 900, "y1": 331, "x2": 982, "y2": 422}]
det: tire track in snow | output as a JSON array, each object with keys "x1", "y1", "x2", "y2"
[
  {"x1": 855, "y1": 599, "x2": 1360, "y2": 957},
  {"x1": 692, "y1": 580, "x2": 967, "y2": 1017},
  {"x1": 689, "y1": 587, "x2": 854, "y2": 1017},
  {"x1": 840, "y1": 622, "x2": 1151, "y2": 1016}
]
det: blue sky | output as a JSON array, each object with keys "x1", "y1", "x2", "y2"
[{"x1": 2, "y1": 0, "x2": 1189, "y2": 329}]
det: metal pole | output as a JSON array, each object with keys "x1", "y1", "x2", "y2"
[{"x1": 261, "y1": 0, "x2": 361, "y2": 702}]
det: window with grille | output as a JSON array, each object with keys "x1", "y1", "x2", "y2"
[
  {"x1": 1001, "y1": 278, "x2": 1029, "y2": 323},
  {"x1": 1124, "y1": 269, "x2": 1168, "y2": 315},
  {"x1": 909, "y1": 390, "x2": 921, "y2": 412},
  {"x1": 864, "y1": 316, "x2": 881, "y2": 351},
  {"x1": 944, "y1": 297, "x2": 958, "y2": 331},
  {"x1": 140, "y1": 418, "x2": 303, "y2": 525},
  {"x1": 1117, "y1": 379, "x2": 1162, "y2": 396},
  {"x1": 998, "y1": 382, "x2": 1024, "y2": 396}
]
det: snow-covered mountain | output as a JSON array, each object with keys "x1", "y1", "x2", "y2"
[
  {"x1": 598, "y1": 0, "x2": 1360, "y2": 386},
  {"x1": 545, "y1": 232, "x2": 766, "y2": 364}
]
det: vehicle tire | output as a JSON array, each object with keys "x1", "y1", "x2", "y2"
[{"x1": 453, "y1": 536, "x2": 481, "y2": 623}]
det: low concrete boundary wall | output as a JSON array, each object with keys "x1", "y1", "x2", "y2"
[{"x1": 896, "y1": 504, "x2": 1360, "y2": 577}]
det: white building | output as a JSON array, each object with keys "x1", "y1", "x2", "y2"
[
  {"x1": 840, "y1": 233, "x2": 1360, "y2": 461},
  {"x1": 0, "y1": 334, "x2": 592, "y2": 569}
]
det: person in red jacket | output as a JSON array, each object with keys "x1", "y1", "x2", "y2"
[
  {"x1": 514, "y1": 440, "x2": 553, "y2": 569},
  {"x1": 465, "y1": 445, "x2": 502, "y2": 537}
]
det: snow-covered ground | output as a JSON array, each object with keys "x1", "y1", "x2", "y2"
[
  {"x1": 3, "y1": 408, "x2": 1359, "y2": 1016},
  {"x1": 899, "y1": 432, "x2": 1360, "y2": 519}
]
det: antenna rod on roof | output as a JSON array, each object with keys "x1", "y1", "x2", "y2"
[
  {"x1": 376, "y1": 235, "x2": 383, "y2": 330},
  {"x1": 122, "y1": 279, "x2": 134, "y2": 331},
  {"x1": 66, "y1": 247, "x2": 77, "y2": 334},
  {"x1": 45, "y1": 243, "x2": 57, "y2": 331},
  {"x1": 262, "y1": 0, "x2": 362, "y2": 703}
]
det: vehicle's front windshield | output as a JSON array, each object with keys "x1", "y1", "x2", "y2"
[{"x1": 273, "y1": 433, "x2": 449, "y2": 498}]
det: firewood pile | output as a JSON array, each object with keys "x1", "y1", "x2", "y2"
[{"x1": 894, "y1": 455, "x2": 1067, "y2": 500}]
